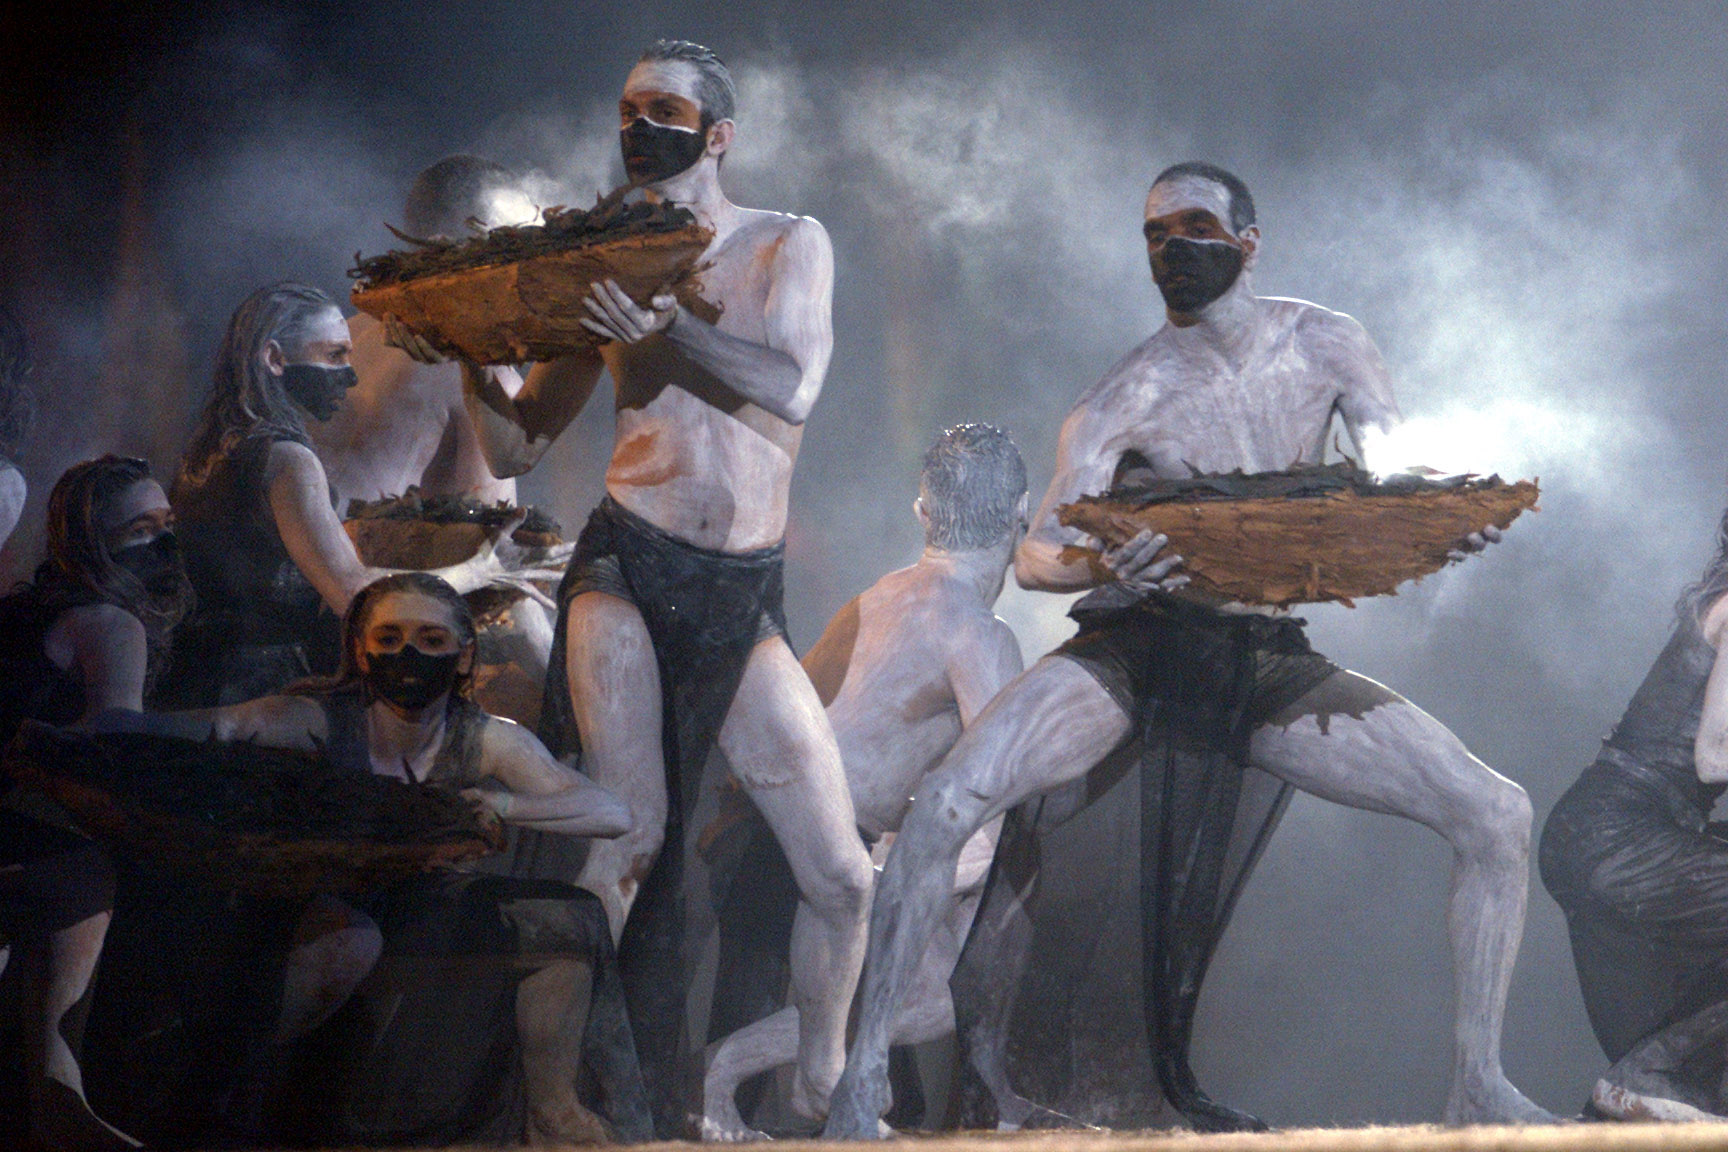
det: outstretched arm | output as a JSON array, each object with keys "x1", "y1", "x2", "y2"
[
  {"x1": 460, "y1": 352, "x2": 606, "y2": 478},
  {"x1": 266, "y1": 441, "x2": 517, "y2": 615},
  {"x1": 80, "y1": 693, "x2": 329, "y2": 751},
  {"x1": 580, "y1": 216, "x2": 835, "y2": 424},
  {"x1": 466, "y1": 717, "x2": 633, "y2": 837},
  {"x1": 383, "y1": 315, "x2": 607, "y2": 480}
]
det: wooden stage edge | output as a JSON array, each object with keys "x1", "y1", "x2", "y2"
[{"x1": 500, "y1": 1124, "x2": 1728, "y2": 1152}]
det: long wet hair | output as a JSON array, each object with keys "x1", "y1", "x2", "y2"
[
  {"x1": 1680, "y1": 504, "x2": 1728, "y2": 625},
  {"x1": 20, "y1": 455, "x2": 193, "y2": 687},
  {"x1": 176, "y1": 282, "x2": 338, "y2": 492},
  {"x1": 291, "y1": 572, "x2": 477, "y2": 701}
]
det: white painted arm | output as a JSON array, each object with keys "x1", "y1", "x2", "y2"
[
  {"x1": 467, "y1": 716, "x2": 633, "y2": 837},
  {"x1": 581, "y1": 216, "x2": 835, "y2": 425},
  {"x1": 266, "y1": 441, "x2": 514, "y2": 614},
  {"x1": 948, "y1": 618, "x2": 1025, "y2": 727}
]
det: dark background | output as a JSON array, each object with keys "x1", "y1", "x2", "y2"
[{"x1": 6, "y1": 0, "x2": 1728, "y2": 1125}]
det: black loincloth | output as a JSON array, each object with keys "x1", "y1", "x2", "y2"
[
  {"x1": 1541, "y1": 613, "x2": 1728, "y2": 1067},
  {"x1": 957, "y1": 588, "x2": 1335, "y2": 1132},
  {"x1": 539, "y1": 496, "x2": 788, "y2": 1138}
]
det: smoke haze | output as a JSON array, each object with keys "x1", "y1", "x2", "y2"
[{"x1": 7, "y1": 0, "x2": 1728, "y2": 1125}]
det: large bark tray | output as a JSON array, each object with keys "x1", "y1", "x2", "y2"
[
  {"x1": 349, "y1": 193, "x2": 717, "y2": 364},
  {"x1": 4, "y1": 722, "x2": 503, "y2": 898},
  {"x1": 1057, "y1": 464, "x2": 1539, "y2": 607},
  {"x1": 343, "y1": 488, "x2": 563, "y2": 569}
]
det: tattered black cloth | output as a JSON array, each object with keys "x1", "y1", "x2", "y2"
[
  {"x1": 1541, "y1": 611, "x2": 1728, "y2": 1064},
  {"x1": 1046, "y1": 589, "x2": 1334, "y2": 1131},
  {"x1": 540, "y1": 496, "x2": 788, "y2": 1138}
]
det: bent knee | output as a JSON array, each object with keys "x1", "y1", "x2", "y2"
[
  {"x1": 798, "y1": 841, "x2": 874, "y2": 921},
  {"x1": 1453, "y1": 774, "x2": 1533, "y2": 862}
]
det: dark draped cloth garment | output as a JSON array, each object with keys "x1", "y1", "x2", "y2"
[
  {"x1": 161, "y1": 433, "x2": 340, "y2": 707},
  {"x1": 539, "y1": 496, "x2": 788, "y2": 1139},
  {"x1": 303, "y1": 687, "x2": 649, "y2": 1145},
  {"x1": 950, "y1": 588, "x2": 1335, "y2": 1132},
  {"x1": 1541, "y1": 611, "x2": 1728, "y2": 1065}
]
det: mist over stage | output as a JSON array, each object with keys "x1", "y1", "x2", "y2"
[{"x1": 6, "y1": 0, "x2": 1728, "y2": 1136}]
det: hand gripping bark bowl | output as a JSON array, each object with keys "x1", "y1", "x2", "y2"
[
  {"x1": 349, "y1": 189, "x2": 718, "y2": 364},
  {"x1": 1057, "y1": 464, "x2": 1539, "y2": 608}
]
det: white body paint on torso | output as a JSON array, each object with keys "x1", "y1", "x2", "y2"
[
  {"x1": 313, "y1": 314, "x2": 516, "y2": 508},
  {"x1": 604, "y1": 211, "x2": 812, "y2": 551}
]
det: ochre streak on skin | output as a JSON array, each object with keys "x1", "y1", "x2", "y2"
[
  {"x1": 1266, "y1": 672, "x2": 1400, "y2": 737},
  {"x1": 608, "y1": 429, "x2": 685, "y2": 488},
  {"x1": 801, "y1": 597, "x2": 861, "y2": 708}
]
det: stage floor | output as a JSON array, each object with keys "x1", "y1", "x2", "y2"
[{"x1": 603, "y1": 1125, "x2": 1728, "y2": 1152}]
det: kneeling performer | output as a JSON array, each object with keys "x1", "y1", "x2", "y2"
[
  {"x1": 703, "y1": 424, "x2": 1027, "y2": 1139},
  {"x1": 1543, "y1": 507, "x2": 1728, "y2": 1122}
]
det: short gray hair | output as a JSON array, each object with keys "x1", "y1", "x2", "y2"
[
  {"x1": 920, "y1": 424, "x2": 1027, "y2": 551},
  {"x1": 638, "y1": 39, "x2": 736, "y2": 126},
  {"x1": 403, "y1": 155, "x2": 518, "y2": 239}
]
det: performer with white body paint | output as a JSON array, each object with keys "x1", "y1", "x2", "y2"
[
  {"x1": 826, "y1": 162, "x2": 1550, "y2": 1136},
  {"x1": 389, "y1": 39, "x2": 870, "y2": 1136},
  {"x1": 701, "y1": 425, "x2": 1027, "y2": 1141}
]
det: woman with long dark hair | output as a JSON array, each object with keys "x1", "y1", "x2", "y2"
[
  {"x1": 1542, "y1": 504, "x2": 1728, "y2": 1120},
  {"x1": 0, "y1": 454, "x2": 192, "y2": 1151},
  {"x1": 113, "y1": 573, "x2": 641, "y2": 1144},
  {"x1": 164, "y1": 282, "x2": 510, "y2": 706}
]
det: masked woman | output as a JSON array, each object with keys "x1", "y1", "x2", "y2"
[
  {"x1": 162, "y1": 282, "x2": 510, "y2": 707},
  {"x1": 1543, "y1": 506, "x2": 1728, "y2": 1121},
  {"x1": 113, "y1": 572, "x2": 642, "y2": 1144},
  {"x1": 0, "y1": 455, "x2": 191, "y2": 1150}
]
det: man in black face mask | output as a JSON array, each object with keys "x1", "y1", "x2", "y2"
[
  {"x1": 828, "y1": 163, "x2": 1550, "y2": 1136},
  {"x1": 388, "y1": 37, "x2": 866, "y2": 1138}
]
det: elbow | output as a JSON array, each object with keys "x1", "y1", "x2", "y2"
[
  {"x1": 1013, "y1": 541, "x2": 1071, "y2": 593},
  {"x1": 595, "y1": 797, "x2": 634, "y2": 839}
]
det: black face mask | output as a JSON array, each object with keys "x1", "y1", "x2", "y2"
[
  {"x1": 364, "y1": 645, "x2": 462, "y2": 712},
  {"x1": 111, "y1": 532, "x2": 189, "y2": 602},
  {"x1": 1149, "y1": 236, "x2": 1246, "y2": 315},
  {"x1": 281, "y1": 362, "x2": 358, "y2": 422},
  {"x1": 620, "y1": 116, "x2": 708, "y2": 186}
]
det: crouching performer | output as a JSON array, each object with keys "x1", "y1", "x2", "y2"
[
  {"x1": 701, "y1": 425, "x2": 1028, "y2": 1140},
  {"x1": 390, "y1": 39, "x2": 871, "y2": 1136},
  {"x1": 1542, "y1": 508, "x2": 1728, "y2": 1122},
  {"x1": 101, "y1": 573, "x2": 641, "y2": 1144},
  {"x1": 0, "y1": 456, "x2": 190, "y2": 1150},
  {"x1": 826, "y1": 162, "x2": 1548, "y2": 1136}
]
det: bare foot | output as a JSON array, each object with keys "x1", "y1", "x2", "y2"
[
  {"x1": 527, "y1": 1097, "x2": 612, "y2": 1145},
  {"x1": 821, "y1": 1062, "x2": 890, "y2": 1141},
  {"x1": 1593, "y1": 1078, "x2": 1721, "y2": 1123},
  {"x1": 699, "y1": 1114, "x2": 773, "y2": 1143},
  {"x1": 1446, "y1": 1073, "x2": 1559, "y2": 1125}
]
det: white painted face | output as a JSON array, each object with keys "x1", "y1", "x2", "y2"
[
  {"x1": 1142, "y1": 176, "x2": 1240, "y2": 246},
  {"x1": 264, "y1": 305, "x2": 352, "y2": 376},
  {"x1": 620, "y1": 60, "x2": 708, "y2": 133}
]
